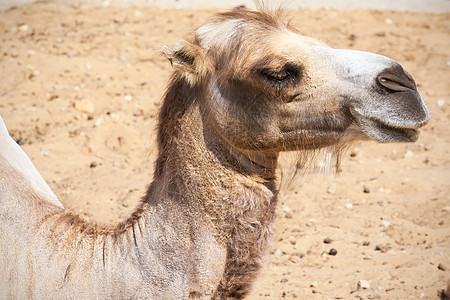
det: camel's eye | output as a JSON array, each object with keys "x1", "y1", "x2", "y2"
[
  {"x1": 263, "y1": 70, "x2": 290, "y2": 82},
  {"x1": 260, "y1": 63, "x2": 301, "y2": 85}
]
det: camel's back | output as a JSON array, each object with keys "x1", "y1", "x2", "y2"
[{"x1": 0, "y1": 115, "x2": 63, "y2": 208}]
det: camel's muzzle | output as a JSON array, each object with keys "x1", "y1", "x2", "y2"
[{"x1": 329, "y1": 48, "x2": 430, "y2": 143}]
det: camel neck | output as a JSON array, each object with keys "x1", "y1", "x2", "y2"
[{"x1": 142, "y1": 77, "x2": 280, "y2": 241}]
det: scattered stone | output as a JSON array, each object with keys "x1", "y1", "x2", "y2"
[
  {"x1": 328, "y1": 248, "x2": 337, "y2": 256},
  {"x1": 18, "y1": 24, "x2": 29, "y2": 31},
  {"x1": 437, "y1": 99, "x2": 445, "y2": 107},
  {"x1": 74, "y1": 99, "x2": 95, "y2": 114},
  {"x1": 274, "y1": 249, "x2": 283, "y2": 256},
  {"x1": 305, "y1": 219, "x2": 315, "y2": 227},
  {"x1": 293, "y1": 251, "x2": 305, "y2": 258},
  {"x1": 363, "y1": 186, "x2": 370, "y2": 193},
  {"x1": 15, "y1": 138, "x2": 24, "y2": 146},
  {"x1": 345, "y1": 203, "x2": 353, "y2": 209},
  {"x1": 404, "y1": 150, "x2": 414, "y2": 158},
  {"x1": 357, "y1": 280, "x2": 371, "y2": 290},
  {"x1": 282, "y1": 205, "x2": 293, "y2": 219},
  {"x1": 385, "y1": 18, "x2": 393, "y2": 25},
  {"x1": 124, "y1": 95, "x2": 133, "y2": 101},
  {"x1": 323, "y1": 237, "x2": 333, "y2": 244},
  {"x1": 118, "y1": 53, "x2": 126, "y2": 62},
  {"x1": 48, "y1": 95, "x2": 59, "y2": 101},
  {"x1": 310, "y1": 281, "x2": 318, "y2": 288},
  {"x1": 94, "y1": 117, "x2": 104, "y2": 127},
  {"x1": 327, "y1": 183, "x2": 336, "y2": 194},
  {"x1": 40, "y1": 147, "x2": 49, "y2": 157},
  {"x1": 363, "y1": 241, "x2": 370, "y2": 246},
  {"x1": 349, "y1": 33, "x2": 358, "y2": 41},
  {"x1": 381, "y1": 220, "x2": 391, "y2": 228},
  {"x1": 89, "y1": 162, "x2": 97, "y2": 168},
  {"x1": 375, "y1": 244, "x2": 391, "y2": 252},
  {"x1": 289, "y1": 255, "x2": 301, "y2": 263},
  {"x1": 287, "y1": 236, "x2": 296, "y2": 245},
  {"x1": 438, "y1": 263, "x2": 447, "y2": 271},
  {"x1": 280, "y1": 278, "x2": 288, "y2": 283}
]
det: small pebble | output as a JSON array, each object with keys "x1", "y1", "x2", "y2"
[
  {"x1": 385, "y1": 18, "x2": 393, "y2": 25},
  {"x1": 323, "y1": 237, "x2": 333, "y2": 244},
  {"x1": 404, "y1": 150, "x2": 414, "y2": 158},
  {"x1": 74, "y1": 99, "x2": 95, "y2": 114},
  {"x1": 345, "y1": 203, "x2": 353, "y2": 209},
  {"x1": 363, "y1": 241, "x2": 370, "y2": 246},
  {"x1": 348, "y1": 33, "x2": 358, "y2": 41},
  {"x1": 289, "y1": 255, "x2": 301, "y2": 263},
  {"x1": 40, "y1": 147, "x2": 49, "y2": 157},
  {"x1": 282, "y1": 205, "x2": 293, "y2": 219},
  {"x1": 94, "y1": 117, "x2": 104, "y2": 127},
  {"x1": 438, "y1": 263, "x2": 447, "y2": 271},
  {"x1": 89, "y1": 162, "x2": 97, "y2": 168},
  {"x1": 437, "y1": 99, "x2": 445, "y2": 107},
  {"x1": 293, "y1": 251, "x2": 305, "y2": 258},
  {"x1": 357, "y1": 280, "x2": 371, "y2": 290},
  {"x1": 328, "y1": 248, "x2": 337, "y2": 256},
  {"x1": 327, "y1": 183, "x2": 336, "y2": 194},
  {"x1": 19, "y1": 24, "x2": 29, "y2": 31},
  {"x1": 375, "y1": 244, "x2": 391, "y2": 252},
  {"x1": 381, "y1": 220, "x2": 391, "y2": 228},
  {"x1": 310, "y1": 281, "x2": 318, "y2": 288},
  {"x1": 274, "y1": 249, "x2": 283, "y2": 256},
  {"x1": 363, "y1": 186, "x2": 370, "y2": 193},
  {"x1": 288, "y1": 236, "x2": 297, "y2": 245},
  {"x1": 15, "y1": 138, "x2": 24, "y2": 146}
]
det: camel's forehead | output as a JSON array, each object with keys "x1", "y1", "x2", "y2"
[{"x1": 272, "y1": 31, "x2": 326, "y2": 55}]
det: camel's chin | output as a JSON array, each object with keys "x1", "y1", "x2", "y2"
[{"x1": 355, "y1": 115, "x2": 419, "y2": 143}]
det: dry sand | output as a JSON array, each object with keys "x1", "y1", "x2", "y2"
[{"x1": 0, "y1": 2, "x2": 449, "y2": 299}]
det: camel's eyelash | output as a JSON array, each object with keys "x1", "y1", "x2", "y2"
[{"x1": 260, "y1": 63, "x2": 301, "y2": 85}]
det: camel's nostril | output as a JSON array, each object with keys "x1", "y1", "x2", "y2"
[
  {"x1": 378, "y1": 76, "x2": 410, "y2": 92},
  {"x1": 377, "y1": 66, "x2": 417, "y2": 92}
]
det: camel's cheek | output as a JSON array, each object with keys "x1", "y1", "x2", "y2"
[{"x1": 203, "y1": 79, "x2": 281, "y2": 150}]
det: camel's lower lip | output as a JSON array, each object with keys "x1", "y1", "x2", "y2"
[
  {"x1": 350, "y1": 108, "x2": 420, "y2": 143},
  {"x1": 369, "y1": 118, "x2": 419, "y2": 142}
]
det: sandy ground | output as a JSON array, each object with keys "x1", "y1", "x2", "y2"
[{"x1": 0, "y1": 2, "x2": 449, "y2": 299}]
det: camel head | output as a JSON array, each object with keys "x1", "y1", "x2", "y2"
[{"x1": 162, "y1": 7, "x2": 430, "y2": 154}]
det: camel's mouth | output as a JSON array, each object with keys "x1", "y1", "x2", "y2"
[{"x1": 350, "y1": 107, "x2": 420, "y2": 143}]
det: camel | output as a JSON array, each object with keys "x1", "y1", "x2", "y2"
[{"x1": 0, "y1": 6, "x2": 430, "y2": 300}]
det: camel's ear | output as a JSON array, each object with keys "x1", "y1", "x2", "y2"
[{"x1": 162, "y1": 40, "x2": 206, "y2": 75}]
